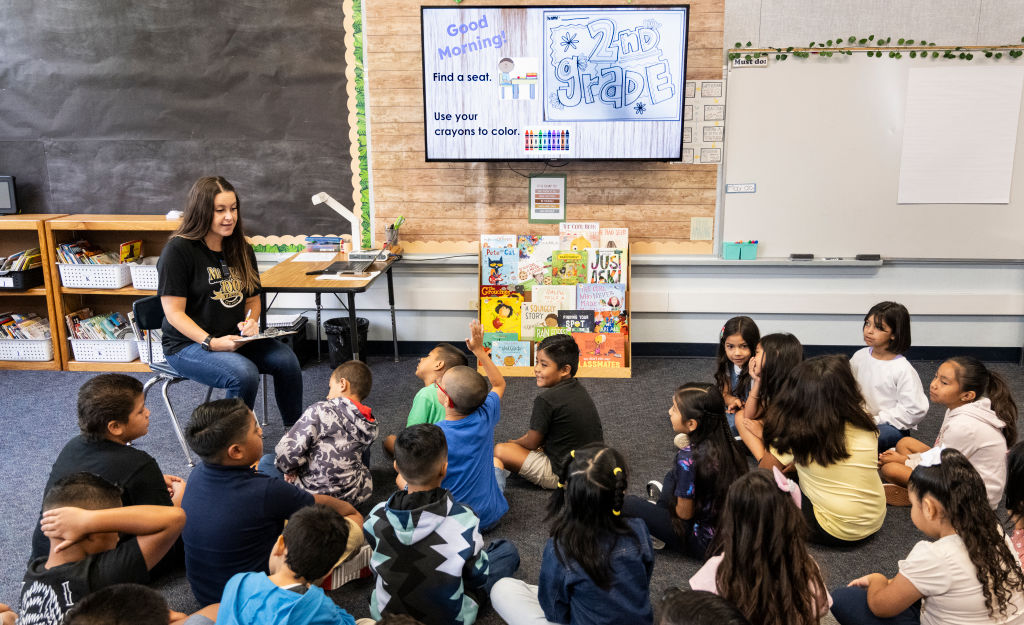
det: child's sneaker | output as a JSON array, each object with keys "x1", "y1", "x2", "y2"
[
  {"x1": 673, "y1": 433, "x2": 690, "y2": 450},
  {"x1": 320, "y1": 543, "x2": 372, "y2": 590},
  {"x1": 650, "y1": 536, "x2": 666, "y2": 550},
  {"x1": 646, "y1": 480, "x2": 663, "y2": 502},
  {"x1": 884, "y1": 483, "x2": 911, "y2": 507}
]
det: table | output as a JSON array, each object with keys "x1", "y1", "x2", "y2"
[{"x1": 259, "y1": 253, "x2": 400, "y2": 363}]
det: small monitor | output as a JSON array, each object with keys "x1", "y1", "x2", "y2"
[{"x1": 0, "y1": 177, "x2": 16, "y2": 215}]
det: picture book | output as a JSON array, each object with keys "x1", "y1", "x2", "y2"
[
  {"x1": 480, "y1": 234, "x2": 517, "y2": 250},
  {"x1": 483, "y1": 331, "x2": 520, "y2": 347},
  {"x1": 517, "y1": 235, "x2": 559, "y2": 289},
  {"x1": 119, "y1": 240, "x2": 143, "y2": 263},
  {"x1": 576, "y1": 283, "x2": 626, "y2": 311},
  {"x1": 534, "y1": 326, "x2": 571, "y2": 342},
  {"x1": 594, "y1": 310, "x2": 627, "y2": 333},
  {"x1": 520, "y1": 302, "x2": 559, "y2": 341},
  {"x1": 551, "y1": 250, "x2": 587, "y2": 285},
  {"x1": 488, "y1": 340, "x2": 531, "y2": 367},
  {"x1": 557, "y1": 309, "x2": 596, "y2": 333},
  {"x1": 558, "y1": 222, "x2": 600, "y2": 252},
  {"x1": 480, "y1": 285, "x2": 524, "y2": 298},
  {"x1": 585, "y1": 248, "x2": 625, "y2": 285},
  {"x1": 481, "y1": 244, "x2": 518, "y2": 286},
  {"x1": 599, "y1": 227, "x2": 629, "y2": 249},
  {"x1": 531, "y1": 284, "x2": 576, "y2": 311},
  {"x1": 574, "y1": 332, "x2": 627, "y2": 368},
  {"x1": 481, "y1": 292, "x2": 524, "y2": 336}
]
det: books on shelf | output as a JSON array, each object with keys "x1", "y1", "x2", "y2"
[
  {"x1": 481, "y1": 235, "x2": 518, "y2": 286},
  {"x1": 551, "y1": 250, "x2": 587, "y2": 285},
  {"x1": 585, "y1": 248, "x2": 625, "y2": 285},
  {"x1": 574, "y1": 333, "x2": 626, "y2": 368},
  {"x1": 558, "y1": 222, "x2": 600, "y2": 251},
  {"x1": 576, "y1": 283, "x2": 626, "y2": 311},
  {"x1": 65, "y1": 308, "x2": 135, "y2": 340},
  {"x1": 1, "y1": 247, "x2": 42, "y2": 271},
  {"x1": 55, "y1": 240, "x2": 119, "y2": 264},
  {"x1": 119, "y1": 240, "x2": 142, "y2": 263},
  {"x1": 0, "y1": 312, "x2": 51, "y2": 339}
]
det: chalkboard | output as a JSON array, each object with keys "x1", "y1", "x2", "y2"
[
  {"x1": 0, "y1": 1, "x2": 354, "y2": 236},
  {"x1": 722, "y1": 56, "x2": 1024, "y2": 260}
]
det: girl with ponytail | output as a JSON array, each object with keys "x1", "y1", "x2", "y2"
[
  {"x1": 879, "y1": 356, "x2": 1018, "y2": 509},
  {"x1": 832, "y1": 447, "x2": 1024, "y2": 625},
  {"x1": 491, "y1": 444, "x2": 654, "y2": 625}
]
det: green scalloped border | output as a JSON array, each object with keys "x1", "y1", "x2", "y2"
[{"x1": 353, "y1": 0, "x2": 371, "y2": 249}]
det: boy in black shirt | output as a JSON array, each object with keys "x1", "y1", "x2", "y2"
[
  {"x1": 494, "y1": 334, "x2": 603, "y2": 489},
  {"x1": 30, "y1": 374, "x2": 184, "y2": 563},
  {"x1": 20, "y1": 473, "x2": 185, "y2": 625}
]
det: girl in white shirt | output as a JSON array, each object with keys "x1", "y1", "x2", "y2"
[
  {"x1": 831, "y1": 447, "x2": 1024, "y2": 625},
  {"x1": 879, "y1": 356, "x2": 1018, "y2": 509},
  {"x1": 849, "y1": 301, "x2": 928, "y2": 453}
]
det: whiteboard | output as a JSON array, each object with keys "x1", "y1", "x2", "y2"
[{"x1": 722, "y1": 56, "x2": 1024, "y2": 260}]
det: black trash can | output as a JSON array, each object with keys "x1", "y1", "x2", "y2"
[{"x1": 324, "y1": 317, "x2": 370, "y2": 366}]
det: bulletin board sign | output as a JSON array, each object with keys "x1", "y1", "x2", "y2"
[{"x1": 528, "y1": 174, "x2": 567, "y2": 223}]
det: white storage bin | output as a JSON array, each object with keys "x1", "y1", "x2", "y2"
[
  {"x1": 136, "y1": 339, "x2": 166, "y2": 364},
  {"x1": 129, "y1": 264, "x2": 159, "y2": 290},
  {"x1": 0, "y1": 339, "x2": 54, "y2": 362},
  {"x1": 70, "y1": 339, "x2": 139, "y2": 362},
  {"x1": 57, "y1": 263, "x2": 132, "y2": 289}
]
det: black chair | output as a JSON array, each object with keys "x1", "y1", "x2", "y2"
[{"x1": 133, "y1": 295, "x2": 268, "y2": 466}]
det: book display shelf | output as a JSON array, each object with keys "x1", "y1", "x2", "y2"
[
  {"x1": 45, "y1": 215, "x2": 180, "y2": 372},
  {"x1": 0, "y1": 215, "x2": 67, "y2": 370}
]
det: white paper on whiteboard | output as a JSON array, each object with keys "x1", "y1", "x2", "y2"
[{"x1": 898, "y1": 67, "x2": 1024, "y2": 204}]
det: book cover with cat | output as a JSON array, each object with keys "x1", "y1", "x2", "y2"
[
  {"x1": 482, "y1": 244, "x2": 518, "y2": 286},
  {"x1": 574, "y1": 332, "x2": 626, "y2": 368}
]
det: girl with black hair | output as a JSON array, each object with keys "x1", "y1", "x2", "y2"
[
  {"x1": 689, "y1": 469, "x2": 831, "y2": 625},
  {"x1": 879, "y1": 356, "x2": 1018, "y2": 508},
  {"x1": 831, "y1": 447, "x2": 1024, "y2": 624},
  {"x1": 734, "y1": 333, "x2": 803, "y2": 468},
  {"x1": 713, "y1": 316, "x2": 760, "y2": 425},
  {"x1": 623, "y1": 383, "x2": 747, "y2": 557},
  {"x1": 762, "y1": 354, "x2": 886, "y2": 545},
  {"x1": 491, "y1": 444, "x2": 654, "y2": 625}
]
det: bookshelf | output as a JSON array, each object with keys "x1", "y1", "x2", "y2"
[
  {"x1": 0, "y1": 215, "x2": 67, "y2": 370},
  {"x1": 477, "y1": 242, "x2": 632, "y2": 380},
  {"x1": 45, "y1": 215, "x2": 181, "y2": 372}
]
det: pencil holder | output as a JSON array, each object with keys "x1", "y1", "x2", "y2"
[
  {"x1": 385, "y1": 226, "x2": 399, "y2": 248},
  {"x1": 722, "y1": 242, "x2": 758, "y2": 260}
]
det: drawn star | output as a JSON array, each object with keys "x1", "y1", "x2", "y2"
[
  {"x1": 634, "y1": 101, "x2": 647, "y2": 115},
  {"x1": 560, "y1": 32, "x2": 579, "y2": 51}
]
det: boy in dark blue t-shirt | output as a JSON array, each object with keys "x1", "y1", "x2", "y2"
[
  {"x1": 181, "y1": 398, "x2": 363, "y2": 606},
  {"x1": 433, "y1": 320, "x2": 508, "y2": 531}
]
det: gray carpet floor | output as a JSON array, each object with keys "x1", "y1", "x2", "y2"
[{"x1": 2, "y1": 355, "x2": 1022, "y2": 623}]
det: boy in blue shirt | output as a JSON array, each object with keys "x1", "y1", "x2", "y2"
[
  {"x1": 434, "y1": 320, "x2": 508, "y2": 531},
  {"x1": 181, "y1": 398, "x2": 362, "y2": 606}
]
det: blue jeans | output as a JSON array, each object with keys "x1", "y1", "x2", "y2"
[
  {"x1": 622, "y1": 469, "x2": 709, "y2": 557},
  {"x1": 830, "y1": 585, "x2": 921, "y2": 624},
  {"x1": 483, "y1": 539, "x2": 520, "y2": 593},
  {"x1": 164, "y1": 339, "x2": 303, "y2": 426},
  {"x1": 877, "y1": 424, "x2": 909, "y2": 452}
]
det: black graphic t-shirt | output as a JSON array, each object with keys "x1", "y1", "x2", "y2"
[
  {"x1": 19, "y1": 539, "x2": 148, "y2": 625},
  {"x1": 157, "y1": 237, "x2": 260, "y2": 356}
]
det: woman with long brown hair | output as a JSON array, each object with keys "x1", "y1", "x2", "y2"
[{"x1": 157, "y1": 176, "x2": 303, "y2": 425}]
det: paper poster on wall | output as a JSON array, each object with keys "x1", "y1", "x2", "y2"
[
  {"x1": 681, "y1": 80, "x2": 726, "y2": 164},
  {"x1": 529, "y1": 174, "x2": 567, "y2": 223},
  {"x1": 421, "y1": 6, "x2": 689, "y2": 161}
]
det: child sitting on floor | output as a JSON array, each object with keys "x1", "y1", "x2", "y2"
[
  {"x1": 831, "y1": 447, "x2": 1024, "y2": 624},
  {"x1": 879, "y1": 356, "x2": 1017, "y2": 508},
  {"x1": 364, "y1": 423, "x2": 518, "y2": 625},
  {"x1": 266, "y1": 360, "x2": 378, "y2": 506},
  {"x1": 383, "y1": 342, "x2": 468, "y2": 456},
  {"x1": 20, "y1": 472, "x2": 186, "y2": 625},
  {"x1": 493, "y1": 333, "x2": 604, "y2": 490},
  {"x1": 31, "y1": 374, "x2": 184, "y2": 564},
  {"x1": 181, "y1": 398, "x2": 363, "y2": 606},
  {"x1": 433, "y1": 320, "x2": 509, "y2": 531}
]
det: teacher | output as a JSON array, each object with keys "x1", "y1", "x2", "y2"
[{"x1": 157, "y1": 176, "x2": 303, "y2": 426}]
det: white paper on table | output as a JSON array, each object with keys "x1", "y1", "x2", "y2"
[
  {"x1": 315, "y1": 271, "x2": 380, "y2": 282},
  {"x1": 898, "y1": 67, "x2": 1024, "y2": 204},
  {"x1": 290, "y1": 252, "x2": 339, "y2": 262}
]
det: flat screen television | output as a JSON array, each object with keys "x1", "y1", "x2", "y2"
[{"x1": 421, "y1": 5, "x2": 689, "y2": 161}]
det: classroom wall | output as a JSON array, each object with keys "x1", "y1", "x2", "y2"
[{"x1": 363, "y1": 0, "x2": 724, "y2": 254}]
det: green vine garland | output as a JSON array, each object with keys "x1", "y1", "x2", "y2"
[{"x1": 730, "y1": 36, "x2": 1024, "y2": 62}]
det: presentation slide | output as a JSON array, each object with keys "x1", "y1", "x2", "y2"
[{"x1": 421, "y1": 6, "x2": 688, "y2": 161}]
